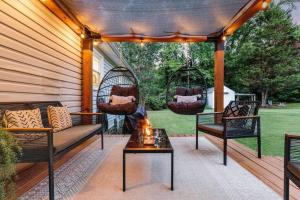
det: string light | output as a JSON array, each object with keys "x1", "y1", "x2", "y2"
[
  {"x1": 222, "y1": 35, "x2": 227, "y2": 41},
  {"x1": 80, "y1": 32, "x2": 85, "y2": 39},
  {"x1": 93, "y1": 40, "x2": 99, "y2": 46},
  {"x1": 140, "y1": 39, "x2": 145, "y2": 47},
  {"x1": 262, "y1": 1, "x2": 269, "y2": 9}
]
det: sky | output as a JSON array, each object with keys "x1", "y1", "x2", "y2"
[{"x1": 292, "y1": 2, "x2": 300, "y2": 24}]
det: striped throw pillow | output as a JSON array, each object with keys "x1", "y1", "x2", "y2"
[
  {"x1": 3, "y1": 108, "x2": 44, "y2": 128},
  {"x1": 47, "y1": 106, "x2": 72, "y2": 132}
]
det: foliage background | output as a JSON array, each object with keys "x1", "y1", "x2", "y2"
[{"x1": 119, "y1": 1, "x2": 300, "y2": 109}]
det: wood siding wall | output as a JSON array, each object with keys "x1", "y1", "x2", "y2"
[
  {"x1": 0, "y1": 0, "x2": 82, "y2": 112},
  {"x1": 92, "y1": 49, "x2": 122, "y2": 129}
]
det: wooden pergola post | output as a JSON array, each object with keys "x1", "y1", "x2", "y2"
[
  {"x1": 214, "y1": 39, "x2": 225, "y2": 113},
  {"x1": 82, "y1": 38, "x2": 93, "y2": 124}
]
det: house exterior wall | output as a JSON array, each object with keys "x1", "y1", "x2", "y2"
[
  {"x1": 0, "y1": 0, "x2": 82, "y2": 112},
  {"x1": 92, "y1": 47, "x2": 124, "y2": 130}
]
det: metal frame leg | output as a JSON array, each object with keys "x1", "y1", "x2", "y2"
[
  {"x1": 257, "y1": 118, "x2": 261, "y2": 158},
  {"x1": 171, "y1": 151, "x2": 174, "y2": 190},
  {"x1": 101, "y1": 131, "x2": 104, "y2": 149},
  {"x1": 48, "y1": 133, "x2": 54, "y2": 200},
  {"x1": 257, "y1": 135, "x2": 261, "y2": 158},
  {"x1": 196, "y1": 129, "x2": 199, "y2": 150},
  {"x1": 123, "y1": 151, "x2": 126, "y2": 192},
  {"x1": 223, "y1": 139, "x2": 227, "y2": 166},
  {"x1": 284, "y1": 176, "x2": 289, "y2": 200}
]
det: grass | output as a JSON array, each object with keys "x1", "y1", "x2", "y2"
[{"x1": 148, "y1": 103, "x2": 300, "y2": 156}]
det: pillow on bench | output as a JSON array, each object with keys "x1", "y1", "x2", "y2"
[
  {"x1": 48, "y1": 106, "x2": 72, "y2": 132},
  {"x1": 2, "y1": 108, "x2": 44, "y2": 141},
  {"x1": 3, "y1": 108, "x2": 44, "y2": 128}
]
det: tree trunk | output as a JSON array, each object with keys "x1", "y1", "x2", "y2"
[{"x1": 261, "y1": 89, "x2": 268, "y2": 107}]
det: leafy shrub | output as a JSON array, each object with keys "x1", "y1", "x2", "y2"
[
  {"x1": 0, "y1": 130, "x2": 21, "y2": 200},
  {"x1": 146, "y1": 96, "x2": 166, "y2": 110}
]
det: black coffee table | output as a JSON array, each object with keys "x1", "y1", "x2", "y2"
[{"x1": 122, "y1": 128, "x2": 174, "y2": 191}]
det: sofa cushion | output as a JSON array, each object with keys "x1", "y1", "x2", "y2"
[
  {"x1": 111, "y1": 85, "x2": 138, "y2": 98},
  {"x1": 186, "y1": 87, "x2": 202, "y2": 96},
  {"x1": 3, "y1": 108, "x2": 43, "y2": 128},
  {"x1": 53, "y1": 124, "x2": 101, "y2": 153},
  {"x1": 197, "y1": 124, "x2": 224, "y2": 136},
  {"x1": 167, "y1": 100, "x2": 206, "y2": 115},
  {"x1": 287, "y1": 162, "x2": 300, "y2": 178},
  {"x1": 48, "y1": 106, "x2": 72, "y2": 132},
  {"x1": 175, "y1": 87, "x2": 187, "y2": 96},
  {"x1": 197, "y1": 123, "x2": 254, "y2": 138},
  {"x1": 98, "y1": 102, "x2": 138, "y2": 115}
]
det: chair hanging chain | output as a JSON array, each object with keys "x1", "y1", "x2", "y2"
[{"x1": 183, "y1": 42, "x2": 191, "y2": 88}]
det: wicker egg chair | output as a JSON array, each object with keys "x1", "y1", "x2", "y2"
[
  {"x1": 96, "y1": 66, "x2": 139, "y2": 116},
  {"x1": 166, "y1": 65, "x2": 207, "y2": 115}
]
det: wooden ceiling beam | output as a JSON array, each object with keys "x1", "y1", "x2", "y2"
[
  {"x1": 41, "y1": 0, "x2": 82, "y2": 34},
  {"x1": 101, "y1": 35, "x2": 208, "y2": 43},
  {"x1": 42, "y1": 0, "x2": 270, "y2": 43},
  {"x1": 223, "y1": 0, "x2": 271, "y2": 36}
]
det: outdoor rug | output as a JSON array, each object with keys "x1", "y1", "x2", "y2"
[{"x1": 19, "y1": 136, "x2": 280, "y2": 200}]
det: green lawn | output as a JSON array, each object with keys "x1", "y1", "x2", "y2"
[{"x1": 148, "y1": 103, "x2": 300, "y2": 156}]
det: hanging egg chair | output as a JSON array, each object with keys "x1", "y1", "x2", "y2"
[
  {"x1": 96, "y1": 66, "x2": 139, "y2": 115},
  {"x1": 166, "y1": 64, "x2": 207, "y2": 115}
]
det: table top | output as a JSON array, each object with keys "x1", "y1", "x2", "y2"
[{"x1": 124, "y1": 128, "x2": 173, "y2": 153}]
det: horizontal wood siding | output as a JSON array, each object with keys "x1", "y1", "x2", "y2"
[
  {"x1": 0, "y1": 0, "x2": 82, "y2": 112},
  {"x1": 92, "y1": 51, "x2": 120, "y2": 129}
]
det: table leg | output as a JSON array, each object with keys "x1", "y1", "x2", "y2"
[
  {"x1": 171, "y1": 151, "x2": 174, "y2": 191},
  {"x1": 123, "y1": 151, "x2": 126, "y2": 192}
]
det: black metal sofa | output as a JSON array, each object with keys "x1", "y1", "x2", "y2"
[
  {"x1": 0, "y1": 101, "x2": 103, "y2": 200},
  {"x1": 196, "y1": 101, "x2": 261, "y2": 165},
  {"x1": 284, "y1": 134, "x2": 300, "y2": 200}
]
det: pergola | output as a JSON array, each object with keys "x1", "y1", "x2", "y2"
[{"x1": 43, "y1": 0, "x2": 271, "y2": 113}]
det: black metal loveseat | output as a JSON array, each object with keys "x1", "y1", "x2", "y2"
[
  {"x1": 0, "y1": 101, "x2": 103, "y2": 200},
  {"x1": 284, "y1": 134, "x2": 300, "y2": 200},
  {"x1": 196, "y1": 101, "x2": 261, "y2": 165}
]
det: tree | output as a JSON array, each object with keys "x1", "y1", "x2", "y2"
[
  {"x1": 119, "y1": 42, "x2": 162, "y2": 105},
  {"x1": 225, "y1": 1, "x2": 300, "y2": 106}
]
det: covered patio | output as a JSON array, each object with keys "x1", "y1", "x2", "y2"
[{"x1": 1, "y1": 0, "x2": 299, "y2": 200}]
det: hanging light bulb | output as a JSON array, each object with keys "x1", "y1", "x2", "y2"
[
  {"x1": 140, "y1": 39, "x2": 145, "y2": 47},
  {"x1": 222, "y1": 35, "x2": 227, "y2": 41},
  {"x1": 80, "y1": 32, "x2": 85, "y2": 39},
  {"x1": 93, "y1": 39, "x2": 100, "y2": 46},
  {"x1": 262, "y1": 1, "x2": 269, "y2": 9}
]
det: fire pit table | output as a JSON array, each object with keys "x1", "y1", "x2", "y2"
[{"x1": 122, "y1": 128, "x2": 174, "y2": 191}]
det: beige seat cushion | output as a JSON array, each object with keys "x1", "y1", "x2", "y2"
[
  {"x1": 53, "y1": 124, "x2": 101, "y2": 153},
  {"x1": 197, "y1": 124, "x2": 224, "y2": 136}
]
